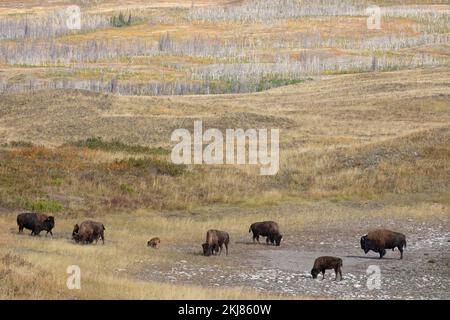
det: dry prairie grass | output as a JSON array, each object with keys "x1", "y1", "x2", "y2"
[
  {"x1": 0, "y1": 68, "x2": 448, "y2": 214},
  {"x1": 0, "y1": 197, "x2": 447, "y2": 299},
  {"x1": 0, "y1": 208, "x2": 311, "y2": 299},
  {"x1": 0, "y1": 64, "x2": 449, "y2": 299}
]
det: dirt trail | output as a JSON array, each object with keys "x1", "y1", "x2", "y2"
[{"x1": 138, "y1": 220, "x2": 450, "y2": 299}]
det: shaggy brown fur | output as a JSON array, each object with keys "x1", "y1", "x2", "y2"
[
  {"x1": 311, "y1": 256, "x2": 343, "y2": 281},
  {"x1": 72, "y1": 220, "x2": 105, "y2": 245},
  {"x1": 361, "y1": 229, "x2": 406, "y2": 259},
  {"x1": 17, "y1": 212, "x2": 55, "y2": 236},
  {"x1": 203, "y1": 229, "x2": 229, "y2": 256},
  {"x1": 249, "y1": 221, "x2": 282, "y2": 246},
  {"x1": 147, "y1": 237, "x2": 161, "y2": 248}
]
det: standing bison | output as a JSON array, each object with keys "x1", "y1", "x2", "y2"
[
  {"x1": 72, "y1": 220, "x2": 105, "y2": 245},
  {"x1": 360, "y1": 229, "x2": 406, "y2": 259},
  {"x1": 311, "y1": 256, "x2": 343, "y2": 281},
  {"x1": 202, "y1": 229, "x2": 229, "y2": 256},
  {"x1": 249, "y1": 221, "x2": 282, "y2": 246},
  {"x1": 17, "y1": 212, "x2": 55, "y2": 236}
]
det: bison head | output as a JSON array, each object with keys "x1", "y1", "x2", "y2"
[
  {"x1": 360, "y1": 235, "x2": 370, "y2": 254},
  {"x1": 202, "y1": 243, "x2": 212, "y2": 256},
  {"x1": 311, "y1": 268, "x2": 320, "y2": 279},
  {"x1": 72, "y1": 224, "x2": 80, "y2": 239},
  {"x1": 45, "y1": 216, "x2": 55, "y2": 230},
  {"x1": 274, "y1": 234, "x2": 282, "y2": 246}
]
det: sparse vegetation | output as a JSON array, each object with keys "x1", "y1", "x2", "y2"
[
  {"x1": 0, "y1": 0, "x2": 449, "y2": 300},
  {"x1": 0, "y1": 1, "x2": 447, "y2": 95},
  {"x1": 71, "y1": 137, "x2": 169, "y2": 155}
]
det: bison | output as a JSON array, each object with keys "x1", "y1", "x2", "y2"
[
  {"x1": 17, "y1": 212, "x2": 55, "y2": 236},
  {"x1": 203, "y1": 229, "x2": 229, "y2": 256},
  {"x1": 249, "y1": 221, "x2": 282, "y2": 246},
  {"x1": 147, "y1": 237, "x2": 160, "y2": 248},
  {"x1": 311, "y1": 256, "x2": 343, "y2": 281},
  {"x1": 360, "y1": 229, "x2": 406, "y2": 259},
  {"x1": 72, "y1": 220, "x2": 105, "y2": 245},
  {"x1": 202, "y1": 242, "x2": 219, "y2": 255}
]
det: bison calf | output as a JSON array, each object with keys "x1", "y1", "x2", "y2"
[
  {"x1": 147, "y1": 237, "x2": 160, "y2": 248},
  {"x1": 72, "y1": 220, "x2": 105, "y2": 245},
  {"x1": 17, "y1": 212, "x2": 55, "y2": 236},
  {"x1": 360, "y1": 229, "x2": 406, "y2": 259},
  {"x1": 311, "y1": 256, "x2": 343, "y2": 281},
  {"x1": 203, "y1": 229, "x2": 229, "y2": 256},
  {"x1": 249, "y1": 221, "x2": 282, "y2": 246}
]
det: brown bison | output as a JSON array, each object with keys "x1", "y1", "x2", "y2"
[
  {"x1": 147, "y1": 237, "x2": 160, "y2": 248},
  {"x1": 249, "y1": 221, "x2": 282, "y2": 246},
  {"x1": 72, "y1": 220, "x2": 105, "y2": 245},
  {"x1": 311, "y1": 256, "x2": 343, "y2": 281},
  {"x1": 17, "y1": 212, "x2": 55, "y2": 236},
  {"x1": 360, "y1": 229, "x2": 406, "y2": 259},
  {"x1": 203, "y1": 229, "x2": 229, "y2": 256},
  {"x1": 202, "y1": 242, "x2": 219, "y2": 255}
]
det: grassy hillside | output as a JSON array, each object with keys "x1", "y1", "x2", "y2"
[
  {"x1": 0, "y1": 0, "x2": 449, "y2": 300},
  {"x1": 0, "y1": 68, "x2": 448, "y2": 216}
]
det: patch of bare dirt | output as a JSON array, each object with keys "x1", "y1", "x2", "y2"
[{"x1": 138, "y1": 219, "x2": 450, "y2": 299}]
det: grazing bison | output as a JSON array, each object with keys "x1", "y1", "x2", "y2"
[
  {"x1": 72, "y1": 220, "x2": 105, "y2": 245},
  {"x1": 202, "y1": 242, "x2": 219, "y2": 255},
  {"x1": 311, "y1": 256, "x2": 343, "y2": 281},
  {"x1": 17, "y1": 212, "x2": 55, "y2": 236},
  {"x1": 360, "y1": 229, "x2": 406, "y2": 259},
  {"x1": 147, "y1": 237, "x2": 160, "y2": 248},
  {"x1": 203, "y1": 229, "x2": 229, "y2": 256},
  {"x1": 249, "y1": 221, "x2": 282, "y2": 246}
]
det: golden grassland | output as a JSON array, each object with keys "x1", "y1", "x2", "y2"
[
  {"x1": 0, "y1": 201, "x2": 447, "y2": 299},
  {"x1": 0, "y1": 68, "x2": 449, "y2": 213},
  {"x1": 0, "y1": 68, "x2": 449, "y2": 298},
  {"x1": 0, "y1": 0, "x2": 449, "y2": 297}
]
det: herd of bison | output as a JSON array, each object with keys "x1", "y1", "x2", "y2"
[{"x1": 16, "y1": 212, "x2": 407, "y2": 281}]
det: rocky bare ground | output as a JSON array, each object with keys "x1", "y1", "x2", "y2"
[{"x1": 138, "y1": 220, "x2": 450, "y2": 299}]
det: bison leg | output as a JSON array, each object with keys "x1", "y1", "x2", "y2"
[
  {"x1": 101, "y1": 233, "x2": 105, "y2": 245},
  {"x1": 253, "y1": 234, "x2": 259, "y2": 243},
  {"x1": 379, "y1": 249, "x2": 386, "y2": 259},
  {"x1": 266, "y1": 237, "x2": 270, "y2": 245},
  {"x1": 398, "y1": 246, "x2": 403, "y2": 259},
  {"x1": 18, "y1": 225, "x2": 24, "y2": 233},
  {"x1": 225, "y1": 242, "x2": 228, "y2": 256},
  {"x1": 322, "y1": 270, "x2": 325, "y2": 280},
  {"x1": 335, "y1": 267, "x2": 342, "y2": 281},
  {"x1": 46, "y1": 230, "x2": 53, "y2": 237}
]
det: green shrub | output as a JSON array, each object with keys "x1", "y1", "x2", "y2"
[
  {"x1": 5, "y1": 141, "x2": 34, "y2": 148},
  {"x1": 71, "y1": 137, "x2": 169, "y2": 155},
  {"x1": 111, "y1": 13, "x2": 132, "y2": 28},
  {"x1": 21, "y1": 199, "x2": 63, "y2": 213},
  {"x1": 117, "y1": 157, "x2": 186, "y2": 176},
  {"x1": 120, "y1": 184, "x2": 135, "y2": 194}
]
